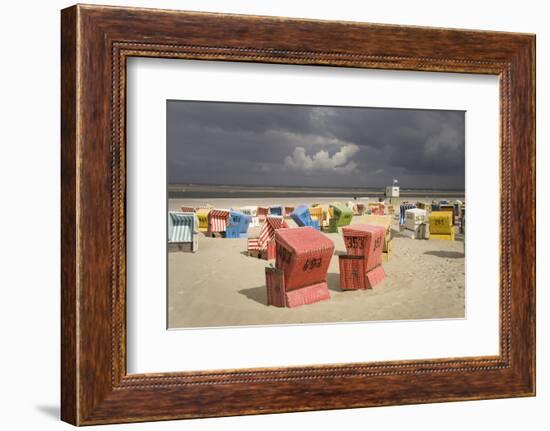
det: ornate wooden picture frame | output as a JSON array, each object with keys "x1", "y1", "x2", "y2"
[{"x1": 61, "y1": 4, "x2": 535, "y2": 425}]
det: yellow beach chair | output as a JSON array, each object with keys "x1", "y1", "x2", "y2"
[
  {"x1": 362, "y1": 214, "x2": 393, "y2": 260},
  {"x1": 429, "y1": 211, "x2": 455, "y2": 240}
]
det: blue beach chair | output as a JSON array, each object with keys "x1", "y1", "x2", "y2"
[
  {"x1": 290, "y1": 204, "x2": 320, "y2": 230},
  {"x1": 225, "y1": 211, "x2": 251, "y2": 238},
  {"x1": 238, "y1": 213, "x2": 252, "y2": 238}
]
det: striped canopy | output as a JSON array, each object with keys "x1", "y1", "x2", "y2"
[
  {"x1": 249, "y1": 216, "x2": 288, "y2": 251},
  {"x1": 168, "y1": 212, "x2": 198, "y2": 243},
  {"x1": 208, "y1": 209, "x2": 230, "y2": 233},
  {"x1": 180, "y1": 206, "x2": 195, "y2": 213}
]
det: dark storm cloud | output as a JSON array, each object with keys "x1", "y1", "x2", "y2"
[{"x1": 167, "y1": 100, "x2": 465, "y2": 189}]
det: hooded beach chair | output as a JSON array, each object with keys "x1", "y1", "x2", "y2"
[
  {"x1": 399, "y1": 203, "x2": 416, "y2": 225},
  {"x1": 168, "y1": 211, "x2": 199, "y2": 252},
  {"x1": 207, "y1": 209, "x2": 230, "y2": 236},
  {"x1": 239, "y1": 205, "x2": 259, "y2": 227},
  {"x1": 225, "y1": 210, "x2": 251, "y2": 238},
  {"x1": 355, "y1": 202, "x2": 366, "y2": 216},
  {"x1": 265, "y1": 227, "x2": 334, "y2": 307},
  {"x1": 329, "y1": 204, "x2": 353, "y2": 228},
  {"x1": 308, "y1": 206, "x2": 324, "y2": 225},
  {"x1": 403, "y1": 208, "x2": 428, "y2": 239},
  {"x1": 368, "y1": 202, "x2": 385, "y2": 215},
  {"x1": 247, "y1": 216, "x2": 288, "y2": 259},
  {"x1": 290, "y1": 204, "x2": 320, "y2": 230},
  {"x1": 339, "y1": 224, "x2": 386, "y2": 289},
  {"x1": 195, "y1": 208, "x2": 210, "y2": 232},
  {"x1": 429, "y1": 211, "x2": 455, "y2": 240},
  {"x1": 362, "y1": 214, "x2": 393, "y2": 260}
]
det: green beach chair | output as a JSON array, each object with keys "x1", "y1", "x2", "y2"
[{"x1": 330, "y1": 204, "x2": 353, "y2": 228}]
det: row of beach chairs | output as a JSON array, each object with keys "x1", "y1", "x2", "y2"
[
  {"x1": 168, "y1": 199, "x2": 461, "y2": 253},
  {"x1": 398, "y1": 200, "x2": 465, "y2": 240}
]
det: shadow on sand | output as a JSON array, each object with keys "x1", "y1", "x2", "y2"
[
  {"x1": 326, "y1": 273, "x2": 342, "y2": 292},
  {"x1": 238, "y1": 285, "x2": 267, "y2": 305},
  {"x1": 238, "y1": 272, "x2": 342, "y2": 303}
]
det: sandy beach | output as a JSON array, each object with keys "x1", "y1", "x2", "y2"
[{"x1": 167, "y1": 196, "x2": 465, "y2": 329}]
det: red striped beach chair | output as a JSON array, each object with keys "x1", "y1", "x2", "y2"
[
  {"x1": 247, "y1": 216, "x2": 288, "y2": 259},
  {"x1": 207, "y1": 209, "x2": 230, "y2": 236}
]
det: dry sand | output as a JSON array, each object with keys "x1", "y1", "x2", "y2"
[{"x1": 168, "y1": 198, "x2": 465, "y2": 329}]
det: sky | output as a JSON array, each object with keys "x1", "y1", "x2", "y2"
[{"x1": 167, "y1": 100, "x2": 465, "y2": 189}]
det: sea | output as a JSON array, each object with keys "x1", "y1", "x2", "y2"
[{"x1": 168, "y1": 184, "x2": 465, "y2": 200}]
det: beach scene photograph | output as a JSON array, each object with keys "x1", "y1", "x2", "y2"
[{"x1": 166, "y1": 100, "x2": 465, "y2": 329}]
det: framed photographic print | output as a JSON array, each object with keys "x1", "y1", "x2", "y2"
[{"x1": 61, "y1": 4, "x2": 535, "y2": 425}]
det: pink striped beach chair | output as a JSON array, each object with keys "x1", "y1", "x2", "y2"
[
  {"x1": 207, "y1": 209, "x2": 230, "y2": 235},
  {"x1": 247, "y1": 216, "x2": 288, "y2": 259}
]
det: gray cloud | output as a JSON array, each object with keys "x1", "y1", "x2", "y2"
[{"x1": 167, "y1": 100, "x2": 465, "y2": 189}]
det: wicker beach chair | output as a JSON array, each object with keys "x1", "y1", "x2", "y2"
[
  {"x1": 309, "y1": 206, "x2": 324, "y2": 224},
  {"x1": 399, "y1": 203, "x2": 417, "y2": 225},
  {"x1": 429, "y1": 211, "x2": 455, "y2": 240},
  {"x1": 266, "y1": 226, "x2": 334, "y2": 307},
  {"x1": 329, "y1": 204, "x2": 353, "y2": 228},
  {"x1": 404, "y1": 208, "x2": 428, "y2": 238},
  {"x1": 290, "y1": 204, "x2": 320, "y2": 230},
  {"x1": 195, "y1": 208, "x2": 210, "y2": 232},
  {"x1": 207, "y1": 209, "x2": 230, "y2": 236},
  {"x1": 362, "y1": 214, "x2": 393, "y2": 260},
  {"x1": 339, "y1": 224, "x2": 386, "y2": 289},
  {"x1": 247, "y1": 216, "x2": 288, "y2": 259},
  {"x1": 239, "y1": 205, "x2": 259, "y2": 227},
  {"x1": 168, "y1": 211, "x2": 199, "y2": 252},
  {"x1": 225, "y1": 210, "x2": 251, "y2": 239}
]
